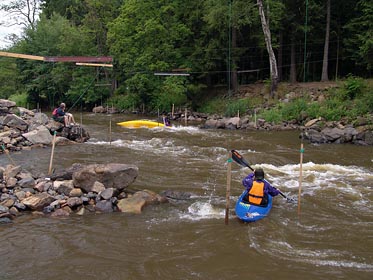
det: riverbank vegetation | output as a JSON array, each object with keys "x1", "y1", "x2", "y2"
[{"x1": 0, "y1": 1, "x2": 372, "y2": 124}]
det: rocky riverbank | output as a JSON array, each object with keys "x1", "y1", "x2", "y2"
[
  {"x1": 0, "y1": 99, "x2": 189, "y2": 224},
  {"x1": 199, "y1": 114, "x2": 373, "y2": 146},
  {"x1": 0, "y1": 99, "x2": 90, "y2": 153},
  {"x1": 0, "y1": 162, "x2": 170, "y2": 224},
  {"x1": 92, "y1": 103, "x2": 373, "y2": 146}
]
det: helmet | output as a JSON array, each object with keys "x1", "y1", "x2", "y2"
[{"x1": 254, "y1": 168, "x2": 265, "y2": 180}]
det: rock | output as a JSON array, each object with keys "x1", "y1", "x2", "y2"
[
  {"x1": 305, "y1": 117, "x2": 321, "y2": 127},
  {"x1": 22, "y1": 193, "x2": 55, "y2": 211},
  {"x1": 51, "y1": 207, "x2": 72, "y2": 217},
  {"x1": 4, "y1": 165, "x2": 21, "y2": 180},
  {"x1": 72, "y1": 163, "x2": 138, "y2": 192},
  {"x1": 99, "y1": 188, "x2": 116, "y2": 200},
  {"x1": 95, "y1": 200, "x2": 114, "y2": 213},
  {"x1": 18, "y1": 177, "x2": 36, "y2": 188},
  {"x1": 2, "y1": 114, "x2": 28, "y2": 131},
  {"x1": 53, "y1": 180, "x2": 74, "y2": 196},
  {"x1": 117, "y1": 195, "x2": 146, "y2": 214},
  {"x1": 0, "y1": 99, "x2": 16, "y2": 108},
  {"x1": 321, "y1": 127, "x2": 344, "y2": 142},
  {"x1": 117, "y1": 190, "x2": 167, "y2": 214},
  {"x1": 224, "y1": 117, "x2": 241, "y2": 129},
  {"x1": 0, "y1": 217, "x2": 12, "y2": 224},
  {"x1": 69, "y1": 188, "x2": 83, "y2": 197},
  {"x1": 92, "y1": 106, "x2": 107, "y2": 113},
  {"x1": 22, "y1": 125, "x2": 53, "y2": 145},
  {"x1": 49, "y1": 163, "x2": 84, "y2": 181},
  {"x1": 66, "y1": 197, "x2": 83, "y2": 208}
]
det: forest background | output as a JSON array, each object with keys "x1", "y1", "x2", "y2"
[{"x1": 0, "y1": 0, "x2": 372, "y2": 124}]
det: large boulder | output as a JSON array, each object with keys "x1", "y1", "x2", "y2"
[
  {"x1": 22, "y1": 125, "x2": 53, "y2": 145},
  {"x1": 2, "y1": 114, "x2": 28, "y2": 131},
  {"x1": 72, "y1": 163, "x2": 138, "y2": 193}
]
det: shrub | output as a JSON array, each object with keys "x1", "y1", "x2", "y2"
[
  {"x1": 8, "y1": 92, "x2": 28, "y2": 108},
  {"x1": 107, "y1": 93, "x2": 141, "y2": 111},
  {"x1": 224, "y1": 99, "x2": 251, "y2": 117},
  {"x1": 340, "y1": 75, "x2": 366, "y2": 100}
]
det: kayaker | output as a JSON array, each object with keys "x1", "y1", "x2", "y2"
[
  {"x1": 52, "y1": 102, "x2": 76, "y2": 127},
  {"x1": 162, "y1": 113, "x2": 171, "y2": 127},
  {"x1": 242, "y1": 168, "x2": 280, "y2": 206}
]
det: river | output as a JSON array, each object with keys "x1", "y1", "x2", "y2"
[{"x1": 1, "y1": 113, "x2": 372, "y2": 280}]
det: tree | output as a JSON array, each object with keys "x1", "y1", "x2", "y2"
[
  {"x1": 0, "y1": 0, "x2": 41, "y2": 30},
  {"x1": 257, "y1": 0, "x2": 278, "y2": 98},
  {"x1": 344, "y1": 0, "x2": 373, "y2": 71},
  {"x1": 0, "y1": 0, "x2": 41, "y2": 46},
  {"x1": 108, "y1": 0, "x2": 193, "y2": 110},
  {"x1": 321, "y1": 0, "x2": 330, "y2": 81}
]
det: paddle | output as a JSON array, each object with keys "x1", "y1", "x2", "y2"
[{"x1": 231, "y1": 149, "x2": 295, "y2": 203}]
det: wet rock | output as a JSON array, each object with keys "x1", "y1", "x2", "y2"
[
  {"x1": 160, "y1": 190, "x2": 193, "y2": 200},
  {"x1": 117, "y1": 195, "x2": 146, "y2": 214},
  {"x1": 66, "y1": 197, "x2": 83, "y2": 208},
  {"x1": 95, "y1": 200, "x2": 114, "y2": 213},
  {"x1": 0, "y1": 217, "x2": 12, "y2": 224},
  {"x1": 22, "y1": 192, "x2": 55, "y2": 211},
  {"x1": 51, "y1": 207, "x2": 72, "y2": 217},
  {"x1": 99, "y1": 188, "x2": 116, "y2": 200},
  {"x1": 117, "y1": 190, "x2": 167, "y2": 214},
  {"x1": 72, "y1": 163, "x2": 138, "y2": 192},
  {"x1": 48, "y1": 163, "x2": 84, "y2": 181}
]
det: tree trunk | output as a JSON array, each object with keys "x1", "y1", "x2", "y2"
[
  {"x1": 278, "y1": 31, "x2": 283, "y2": 82},
  {"x1": 321, "y1": 0, "x2": 330, "y2": 82},
  {"x1": 231, "y1": 27, "x2": 238, "y2": 93},
  {"x1": 257, "y1": 0, "x2": 278, "y2": 98},
  {"x1": 290, "y1": 39, "x2": 297, "y2": 83}
]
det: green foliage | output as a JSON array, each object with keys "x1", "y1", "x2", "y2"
[
  {"x1": 259, "y1": 78, "x2": 372, "y2": 124},
  {"x1": 344, "y1": 0, "x2": 373, "y2": 70},
  {"x1": 198, "y1": 97, "x2": 251, "y2": 117},
  {"x1": 280, "y1": 98, "x2": 308, "y2": 120},
  {"x1": 0, "y1": 0, "x2": 372, "y2": 118},
  {"x1": 151, "y1": 76, "x2": 188, "y2": 112},
  {"x1": 339, "y1": 75, "x2": 366, "y2": 100},
  {"x1": 224, "y1": 98, "x2": 251, "y2": 117},
  {"x1": 0, "y1": 58, "x2": 19, "y2": 99},
  {"x1": 107, "y1": 93, "x2": 141, "y2": 111},
  {"x1": 259, "y1": 108, "x2": 282, "y2": 123},
  {"x1": 198, "y1": 98, "x2": 227, "y2": 115},
  {"x1": 8, "y1": 92, "x2": 28, "y2": 108}
]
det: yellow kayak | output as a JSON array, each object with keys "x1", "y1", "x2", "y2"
[{"x1": 116, "y1": 120, "x2": 165, "y2": 128}]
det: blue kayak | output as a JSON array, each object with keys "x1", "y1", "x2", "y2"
[{"x1": 235, "y1": 190, "x2": 273, "y2": 222}]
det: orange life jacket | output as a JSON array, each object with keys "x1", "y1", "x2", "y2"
[{"x1": 247, "y1": 181, "x2": 265, "y2": 205}]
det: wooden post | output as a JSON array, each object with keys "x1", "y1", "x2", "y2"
[
  {"x1": 109, "y1": 117, "x2": 112, "y2": 145},
  {"x1": 184, "y1": 107, "x2": 187, "y2": 125},
  {"x1": 225, "y1": 151, "x2": 232, "y2": 225},
  {"x1": 254, "y1": 109, "x2": 257, "y2": 128},
  {"x1": 237, "y1": 110, "x2": 240, "y2": 118},
  {"x1": 172, "y1": 104, "x2": 175, "y2": 118},
  {"x1": 48, "y1": 131, "x2": 57, "y2": 175},
  {"x1": 298, "y1": 143, "x2": 304, "y2": 216}
]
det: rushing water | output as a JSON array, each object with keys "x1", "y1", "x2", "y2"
[{"x1": 1, "y1": 113, "x2": 372, "y2": 280}]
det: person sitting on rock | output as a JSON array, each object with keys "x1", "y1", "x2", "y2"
[{"x1": 52, "y1": 103, "x2": 76, "y2": 127}]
